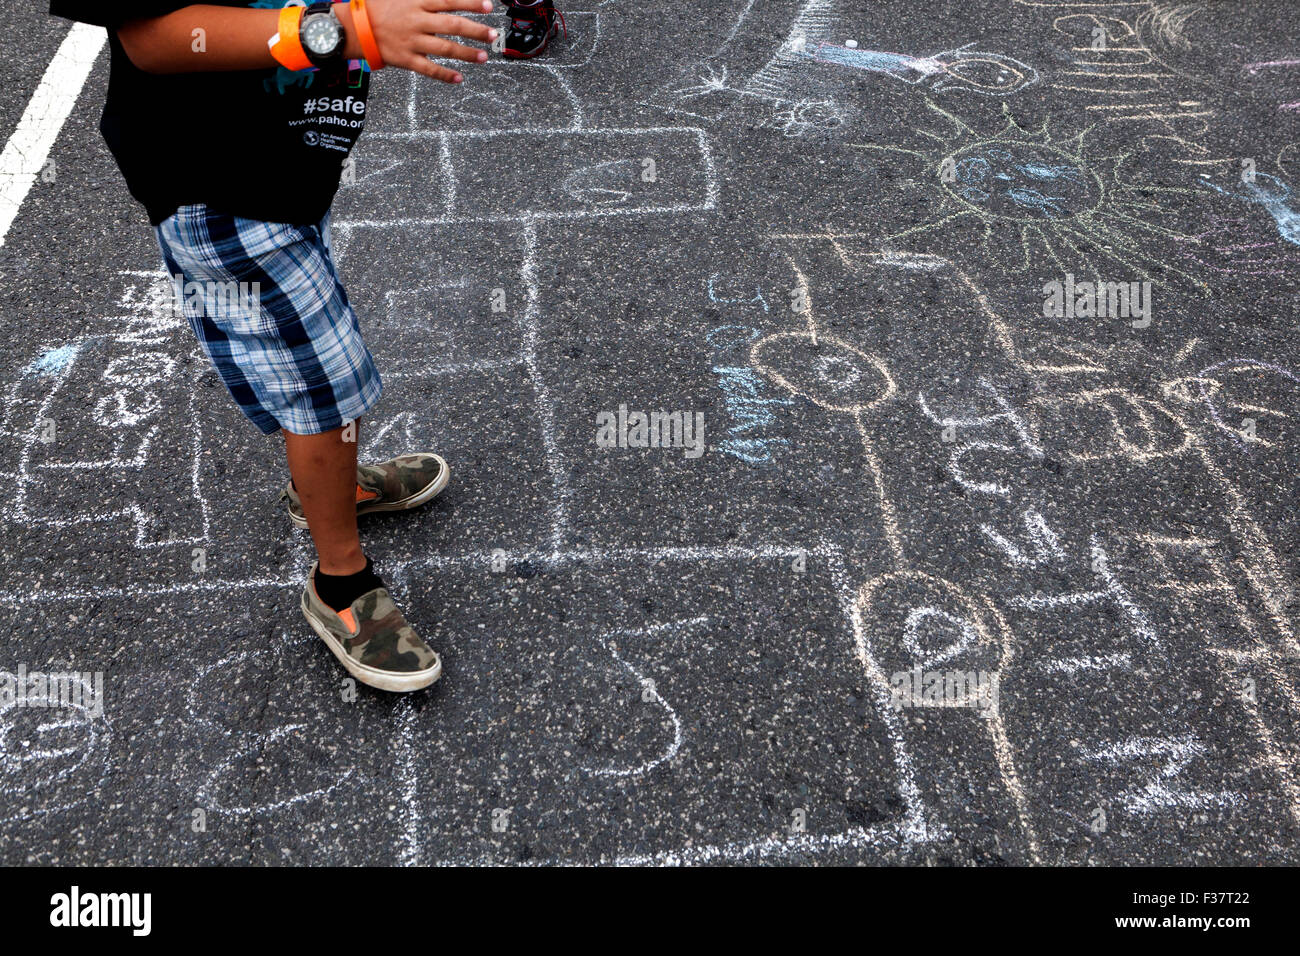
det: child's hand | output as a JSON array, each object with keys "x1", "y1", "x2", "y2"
[{"x1": 367, "y1": 0, "x2": 499, "y2": 83}]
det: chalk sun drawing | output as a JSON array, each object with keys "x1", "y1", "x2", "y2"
[{"x1": 851, "y1": 100, "x2": 1209, "y2": 288}]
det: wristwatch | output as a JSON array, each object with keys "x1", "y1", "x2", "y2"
[{"x1": 300, "y1": 2, "x2": 347, "y2": 68}]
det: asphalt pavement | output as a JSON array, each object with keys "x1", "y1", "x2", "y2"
[{"x1": 1, "y1": 0, "x2": 1299, "y2": 865}]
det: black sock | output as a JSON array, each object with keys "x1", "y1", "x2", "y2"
[{"x1": 314, "y1": 557, "x2": 385, "y2": 612}]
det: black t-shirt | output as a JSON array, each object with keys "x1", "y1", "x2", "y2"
[{"x1": 50, "y1": 1, "x2": 371, "y2": 225}]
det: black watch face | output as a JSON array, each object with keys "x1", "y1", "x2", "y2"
[{"x1": 302, "y1": 14, "x2": 342, "y2": 56}]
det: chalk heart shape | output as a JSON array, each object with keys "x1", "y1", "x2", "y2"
[
  {"x1": 856, "y1": 571, "x2": 1009, "y2": 679},
  {"x1": 751, "y1": 332, "x2": 896, "y2": 413}
]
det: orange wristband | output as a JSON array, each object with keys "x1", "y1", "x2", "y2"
[
  {"x1": 268, "y1": 5, "x2": 313, "y2": 72},
  {"x1": 350, "y1": 0, "x2": 385, "y2": 69}
]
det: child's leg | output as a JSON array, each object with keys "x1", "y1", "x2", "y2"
[
  {"x1": 283, "y1": 424, "x2": 364, "y2": 575},
  {"x1": 157, "y1": 206, "x2": 442, "y2": 690}
]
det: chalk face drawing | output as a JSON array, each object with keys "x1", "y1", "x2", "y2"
[
  {"x1": 945, "y1": 143, "x2": 1100, "y2": 220},
  {"x1": 813, "y1": 42, "x2": 1040, "y2": 97}
]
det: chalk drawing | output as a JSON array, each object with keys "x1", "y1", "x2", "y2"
[
  {"x1": 1191, "y1": 359, "x2": 1298, "y2": 451},
  {"x1": 1079, "y1": 735, "x2": 1242, "y2": 815},
  {"x1": 575, "y1": 617, "x2": 706, "y2": 780},
  {"x1": 184, "y1": 641, "x2": 356, "y2": 818},
  {"x1": 1010, "y1": 535, "x2": 1159, "y2": 644},
  {"x1": 1201, "y1": 172, "x2": 1300, "y2": 247},
  {"x1": 849, "y1": 100, "x2": 1209, "y2": 289},
  {"x1": 658, "y1": 63, "x2": 846, "y2": 137},
  {"x1": 744, "y1": 248, "x2": 1042, "y2": 860},
  {"x1": 0, "y1": 669, "x2": 110, "y2": 827},
  {"x1": 981, "y1": 509, "x2": 1065, "y2": 567},
  {"x1": 753, "y1": 232, "x2": 1300, "y2": 846},
  {"x1": 0, "y1": 271, "x2": 212, "y2": 552},
  {"x1": 1171, "y1": 214, "x2": 1300, "y2": 278},
  {"x1": 11, "y1": 0, "x2": 1299, "y2": 864},
  {"x1": 707, "y1": 318, "x2": 794, "y2": 466},
  {"x1": 812, "y1": 42, "x2": 1040, "y2": 97},
  {"x1": 1045, "y1": 7, "x2": 1215, "y2": 136}
]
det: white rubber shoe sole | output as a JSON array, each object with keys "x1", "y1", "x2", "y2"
[{"x1": 287, "y1": 454, "x2": 450, "y2": 529}]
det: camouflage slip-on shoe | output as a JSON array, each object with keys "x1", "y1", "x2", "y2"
[
  {"x1": 301, "y1": 562, "x2": 442, "y2": 692},
  {"x1": 282, "y1": 453, "x2": 449, "y2": 529}
]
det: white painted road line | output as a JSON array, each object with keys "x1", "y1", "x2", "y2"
[{"x1": 0, "y1": 23, "x2": 105, "y2": 251}]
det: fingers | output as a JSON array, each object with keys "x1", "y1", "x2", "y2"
[
  {"x1": 412, "y1": 34, "x2": 489, "y2": 64},
  {"x1": 397, "y1": 52, "x2": 465, "y2": 84},
  {"x1": 422, "y1": 0, "x2": 495, "y2": 14},
  {"x1": 426, "y1": 13, "x2": 497, "y2": 44}
]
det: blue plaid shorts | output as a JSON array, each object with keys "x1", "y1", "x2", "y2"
[{"x1": 155, "y1": 205, "x2": 382, "y2": 436}]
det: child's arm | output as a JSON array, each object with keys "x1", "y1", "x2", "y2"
[{"x1": 118, "y1": 0, "x2": 496, "y2": 84}]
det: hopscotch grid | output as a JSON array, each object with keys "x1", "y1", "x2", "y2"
[{"x1": 5, "y1": 276, "x2": 215, "y2": 551}]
